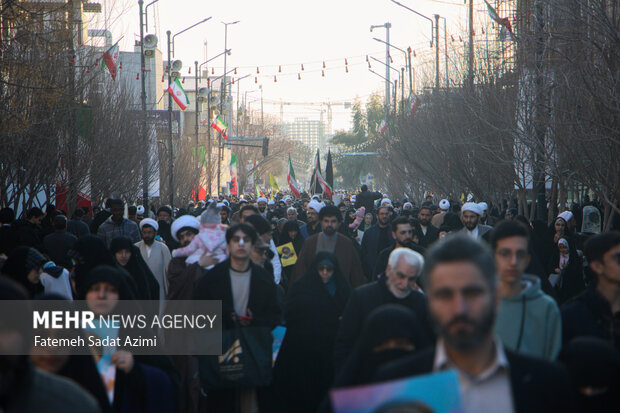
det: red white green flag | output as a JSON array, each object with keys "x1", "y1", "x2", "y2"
[
  {"x1": 379, "y1": 118, "x2": 388, "y2": 134},
  {"x1": 211, "y1": 115, "x2": 228, "y2": 140},
  {"x1": 229, "y1": 154, "x2": 238, "y2": 196},
  {"x1": 287, "y1": 154, "x2": 301, "y2": 197},
  {"x1": 484, "y1": 0, "x2": 514, "y2": 38},
  {"x1": 101, "y1": 41, "x2": 120, "y2": 80},
  {"x1": 168, "y1": 78, "x2": 189, "y2": 110}
]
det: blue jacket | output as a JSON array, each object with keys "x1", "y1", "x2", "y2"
[{"x1": 495, "y1": 274, "x2": 562, "y2": 360}]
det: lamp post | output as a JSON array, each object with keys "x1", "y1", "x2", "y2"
[
  {"x1": 369, "y1": 56, "x2": 402, "y2": 109},
  {"x1": 370, "y1": 22, "x2": 391, "y2": 118},
  {"x1": 439, "y1": 16, "x2": 449, "y2": 88},
  {"x1": 144, "y1": 0, "x2": 159, "y2": 32},
  {"x1": 166, "y1": 17, "x2": 211, "y2": 208},
  {"x1": 390, "y1": 1, "x2": 438, "y2": 92},
  {"x1": 372, "y1": 37, "x2": 412, "y2": 94},
  {"x1": 197, "y1": 49, "x2": 230, "y2": 198},
  {"x1": 368, "y1": 68, "x2": 396, "y2": 107},
  {"x1": 217, "y1": 20, "x2": 239, "y2": 196},
  {"x1": 138, "y1": 0, "x2": 150, "y2": 213}
]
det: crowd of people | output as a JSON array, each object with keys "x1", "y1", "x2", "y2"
[{"x1": 0, "y1": 185, "x2": 619, "y2": 413}]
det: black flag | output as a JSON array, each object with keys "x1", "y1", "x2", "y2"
[{"x1": 325, "y1": 148, "x2": 333, "y2": 197}]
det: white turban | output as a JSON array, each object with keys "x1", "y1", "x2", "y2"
[
  {"x1": 268, "y1": 199, "x2": 275, "y2": 205},
  {"x1": 439, "y1": 199, "x2": 450, "y2": 211},
  {"x1": 311, "y1": 195, "x2": 320, "y2": 201},
  {"x1": 171, "y1": 215, "x2": 200, "y2": 241},
  {"x1": 462, "y1": 202, "x2": 483, "y2": 216},
  {"x1": 139, "y1": 218, "x2": 158, "y2": 231},
  {"x1": 257, "y1": 197, "x2": 268, "y2": 204},
  {"x1": 558, "y1": 211, "x2": 573, "y2": 222},
  {"x1": 381, "y1": 198, "x2": 392, "y2": 206},
  {"x1": 307, "y1": 200, "x2": 323, "y2": 213},
  {"x1": 478, "y1": 202, "x2": 488, "y2": 212},
  {"x1": 403, "y1": 202, "x2": 413, "y2": 209}
]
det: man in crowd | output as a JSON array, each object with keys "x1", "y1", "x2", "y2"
[
  {"x1": 491, "y1": 221, "x2": 562, "y2": 360},
  {"x1": 334, "y1": 248, "x2": 430, "y2": 370},
  {"x1": 431, "y1": 199, "x2": 450, "y2": 228},
  {"x1": 13, "y1": 207, "x2": 44, "y2": 250},
  {"x1": 156, "y1": 206, "x2": 179, "y2": 250},
  {"x1": 43, "y1": 215, "x2": 77, "y2": 268},
  {"x1": 374, "y1": 216, "x2": 426, "y2": 278},
  {"x1": 416, "y1": 205, "x2": 440, "y2": 248},
  {"x1": 292, "y1": 205, "x2": 366, "y2": 288},
  {"x1": 562, "y1": 231, "x2": 620, "y2": 351},
  {"x1": 361, "y1": 206, "x2": 394, "y2": 278},
  {"x1": 375, "y1": 235, "x2": 574, "y2": 413},
  {"x1": 67, "y1": 208, "x2": 90, "y2": 238},
  {"x1": 135, "y1": 218, "x2": 171, "y2": 314},
  {"x1": 257, "y1": 197, "x2": 269, "y2": 218},
  {"x1": 355, "y1": 184, "x2": 382, "y2": 214},
  {"x1": 300, "y1": 200, "x2": 323, "y2": 239},
  {"x1": 460, "y1": 202, "x2": 493, "y2": 241},
  {"x1": 0, "y1": 207, "x2": 17, "y2": 256},
  {"x1": 479, "y1": 202, "x2": 496, "y2": 227},
  {"x1": 96, "y1": 198, "x2": 140, "y2": 248},
  {"x1": 194, "y1": 223, "x2": 281, "y2": 412},
  {"x1": 286, "y1": 207, "x2": 306, "y2": 229}
]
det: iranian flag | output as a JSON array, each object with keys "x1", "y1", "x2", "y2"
[
  {"x1": 211, "y1": 115, "x2": 228, "y2": 140},
  {"x1": 229, "y1": 154, "x2": 238, "y2": 196},
  {"x1": 287, "y1": 154, "x2": 301, "y2": 197},
  {"x1": 379, "y1": 118, "x2": 388, "y2": 134},
  {"x1": 101, "y1": 41, "x2": 120, "y2": 80},
  {"x1": 484, "y1": 0, "x2": 514, "y2": 38},
  {"x1": 168, "y1": 78, "x2": 189, "y2": 110},
  {"x1": 408, "y1": 92, "x2": 420, "y2": 118}
]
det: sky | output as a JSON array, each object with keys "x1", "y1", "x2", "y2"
[{"x1": 90, "y1": 0, "x2": 478, "y2": 131}]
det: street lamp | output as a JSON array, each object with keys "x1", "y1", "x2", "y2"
[
  {"x1": 373, "y1": 37, "x2": 413, "y2": 95},
  {"x1": 166, "y1": 17, "x2": 211, "y2": 209},
  {"x1": 370, "y1": 22, "x2": 391, "y2": 118},
  {"x1": 218, "y1": 20, "x2": 240, "y2": 196},
  {"x1": 389, "y1": 0, "x2": 438, "y2": 92},
  {"x1": 368, "y1": 68, "x2": 397, "y2": 115},
  {"x1": 197, "y1": 48, "x2": 230, "y2": 197},
  {"x1": 370, "y1": 56, "x2": 403, "y2": 110}
]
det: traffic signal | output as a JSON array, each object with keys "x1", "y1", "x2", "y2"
[{"x1": 262, "y1": 137, "x2": 270, "y2": 157}]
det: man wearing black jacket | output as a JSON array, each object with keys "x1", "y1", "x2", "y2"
[
  {"x1": 334, "y1": 248, "x2": 431, "y2": 371},
  {"x1": 375, "y1": 236, "x2": 575, "y2": 413},
  {"x1": 354, "y1": 184, "x2": 382, "y2": 214},
  {"x1": 194, "y1": 223, "x2": 281, "y2": 412},
  {"x1": 374, "y1": 217, "x2": 425, "y2": 279}
]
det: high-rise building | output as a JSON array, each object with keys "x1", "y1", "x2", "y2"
[{"x1": 281, "y1": 117, "x2": 326, "y2": 149}]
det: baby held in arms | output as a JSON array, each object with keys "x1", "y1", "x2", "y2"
[{"x1": 172, "y1": 202, "x2": 228, "y2": 268}]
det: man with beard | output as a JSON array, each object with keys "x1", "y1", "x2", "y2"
[
  {"x1": 96, "y1": 199, "x2": 140, "y2": 248},
  {"x1": 374, "y1": 217, "x2": 426, "y2": 279},
  {"x1": 375, "y1": 236, "x2": 574, "y2": 413},
  {"x1": 416, "y1": 205, "x2": 440, "y2": 248},
  {"x1": 361, "y1": 206, "x2": 395, "y2": 278},
  {"x1": 257, "y1": 197, "x2": 269, "y2": 218},
  {"x1": 291, "y1": 205, "x2": 366, "y2": 288},
  {"x1": 460, "y1": 202, "x2": 493, "y2": 242},
  {"x1": 333, "y1": 248, "x2": 430, "y2": 371},
  {"x1": 156, "y1": 206, "x2": 180, "y2": 251},
  {"x1": 135, "y1": 218, "x2": 171, "y2": 312},
  {"x1": 300, "y1": 200, "x2": 323, "y2": 239}
]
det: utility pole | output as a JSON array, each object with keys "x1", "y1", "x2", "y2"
[
  {"x1": 407, "y1": 47, "x2": 413, "y2": 94},
  {"x1": 139, "y1": 0, "x2": 149, "y2": 212},
  {"x1": 468, "y1": 0, "x2": 474, "y2": 87},
  {"x1": 434, "y1": 14, "x2": 440, "y2": 92},
  {"x1": 370, "y1": 23, "x2": 391, "y2": 118},
  {"x1": 195, "y1": 60, "x2": 200, "y2": 202},
  {"x1": 166, "y1": 30, "x2": 173, "y2": 208}
]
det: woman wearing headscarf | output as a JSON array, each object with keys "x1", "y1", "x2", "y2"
[
  {"x1": 274, "y1": 252, "x2": 352, "y2": 413},
  {"x1": 31, "y1": 293, "x2": 113, "y2": 413},
  {"x1": 68, "y1": 235, "x2": 116, "y2": 297},
  {"x1": 333, "y1": 305, "x2": 432, "y2": 388},
  {"x1": 547, "y1": 237, "x2": 585, "y2": 305},
  {"x1": 109, "y1": 237, "x2": 160, "y2": 308},
  {"x1": 78, "y1": 265, "x2": 179, "y2": 413},
  {"x1": 0, "y1": 246, "x2": 48, "y2": 297}
]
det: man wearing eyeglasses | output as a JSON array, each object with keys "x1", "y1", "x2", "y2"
[
  {"x1": 491, "y1": 221, "x2": 562, "y2": 360},
  {"x1": 562, "y1": 231, "x2": 620, "y2": 352}
]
